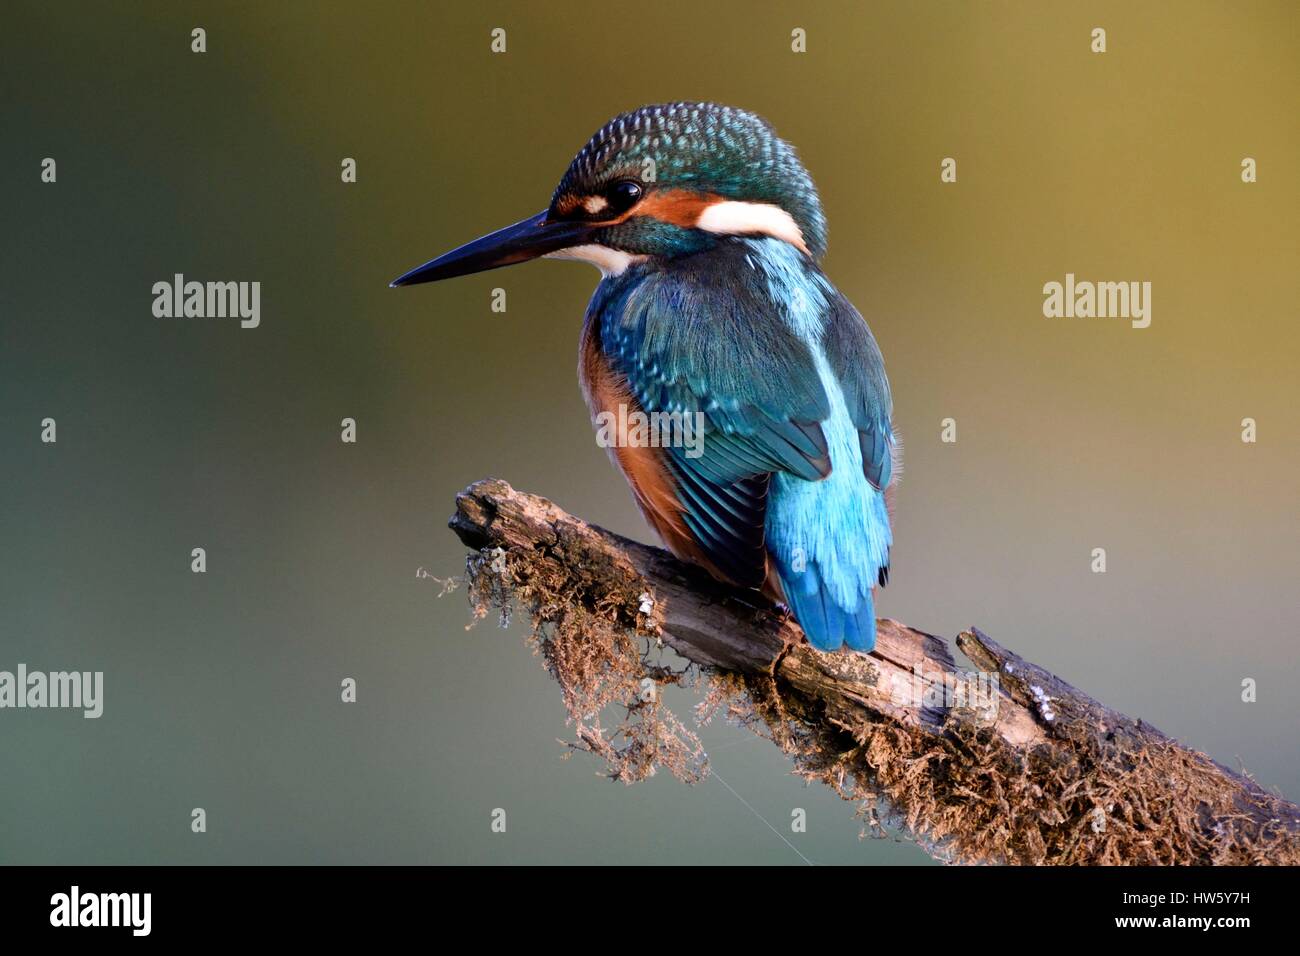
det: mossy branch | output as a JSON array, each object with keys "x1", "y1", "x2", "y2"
[{"x1": 448, "y1": 478, "x2": 1299, "y2": 865}]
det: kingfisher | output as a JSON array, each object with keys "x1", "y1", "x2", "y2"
[{"x1": 393, "y1": 103, "x2": 896, "y2": 653}]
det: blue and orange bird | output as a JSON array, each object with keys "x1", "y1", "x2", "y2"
[{"x1": 393, "y1": 103, "x2": 897, "y2": 652}]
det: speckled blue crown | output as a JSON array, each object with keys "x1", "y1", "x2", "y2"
[{"x1": 553, "y1": 102, "x2": 828, "y2": 258}]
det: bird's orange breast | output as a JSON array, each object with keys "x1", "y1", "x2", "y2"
[{"x1": 578, "y1": 322, "x2": 720, "y2": 577}]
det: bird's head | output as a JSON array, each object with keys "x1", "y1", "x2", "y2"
[{"x1": 391, "y1": 102, "x2": 826, "y2": 287}]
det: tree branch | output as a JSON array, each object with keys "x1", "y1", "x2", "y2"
[{"x1": 448, "y1": 478, "x2": 1299, "y2": 865}]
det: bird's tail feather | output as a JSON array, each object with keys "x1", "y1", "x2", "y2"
[{"x1": 777, "y1": 559, "x2": 877, "y2": 653}]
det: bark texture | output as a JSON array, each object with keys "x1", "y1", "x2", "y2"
[{"x1": 448, "y1": 478, "x2": 1299, "y2": 865}]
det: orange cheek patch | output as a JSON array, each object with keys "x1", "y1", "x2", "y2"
[
  {"x1": 628, "y1": 189, "x2": 724, "y2": 228},
  {"x1": 554, "y1": 188, "x2": 723, "y2": 230}
]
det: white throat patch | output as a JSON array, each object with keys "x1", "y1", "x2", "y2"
[
  {"x1": 544, "y1": 244, "x2": 646, "y2": 277},
  {"x1": 695, "y1": 201, "x2": 808, "y2": 254}
]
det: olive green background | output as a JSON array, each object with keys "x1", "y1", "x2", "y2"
[{"x1": 1, "y1": 1, "x2": 1296, "y2": 865}]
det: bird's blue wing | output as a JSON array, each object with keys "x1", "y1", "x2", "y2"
[
  {"x1": 595, "y1": 246, "x2": 832, "y2": 588},
  {"x1": 823, "y1": 293, "x2": 895, "y2": 491}
]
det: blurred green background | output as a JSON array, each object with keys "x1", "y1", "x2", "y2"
[{"x1": 1, "y1": 1, "x2": 1296, "y2": 864}]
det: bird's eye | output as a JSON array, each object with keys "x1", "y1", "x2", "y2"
[{"x1": 606, "y1": 180, "x2": 643, "y2": 213}]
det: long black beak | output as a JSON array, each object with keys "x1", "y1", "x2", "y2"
[{"x1": 390, "y1": 210, "x2": 594, "y2": 287}]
